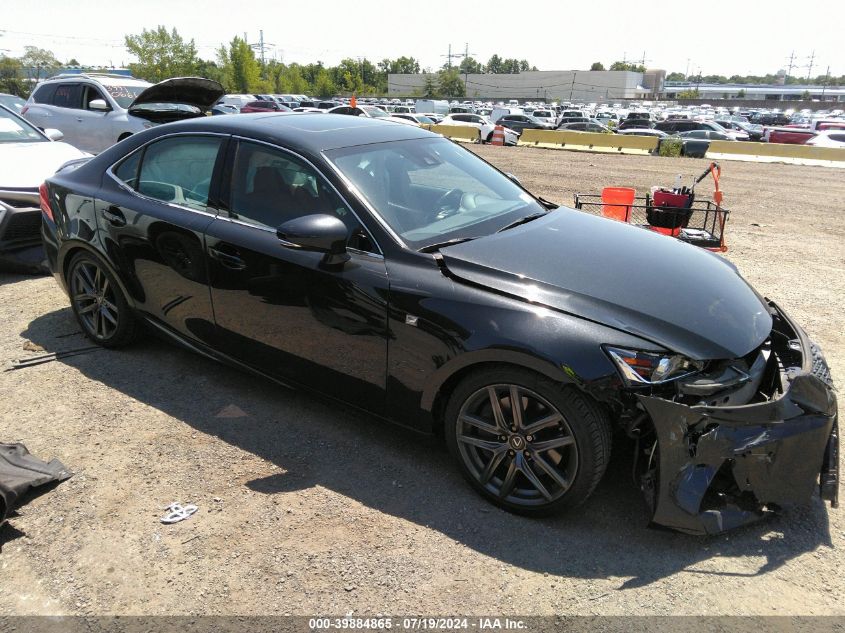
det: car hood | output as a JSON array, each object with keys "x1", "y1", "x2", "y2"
[
  {"x1": 438, "y1": 208, "x2": 772, "y2": 360},
  {"x1": 128, "y1": 77, "x2": 225, "y2": 110},
  {"x1": 0, "y1": 141, "x2": 89, "y2": 190}
]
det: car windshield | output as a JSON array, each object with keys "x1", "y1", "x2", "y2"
[
  {"x1": 0, "y1": 106, "x2": 46, "y2": 143},
  {"x1": 102, "y1": 84, "x2": 148, "y2": 108},
  {"x1": 326, "y1": 137, "x2": 545, "y2": 250},
  {"x1": 0, "y1": 94, "x2": 26, "y2": 113}
]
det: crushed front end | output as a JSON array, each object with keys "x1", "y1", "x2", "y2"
[{"x1": 625, "y1": 301, "x2": 838, "y2": 535}]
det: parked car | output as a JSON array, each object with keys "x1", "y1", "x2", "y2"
[
  {"x1": 614, "y1": 128, "x2": 669, "y2": 138},
  {"x1": 210, "y1": 103, "x2": 240, "y2": 116},
  {"x1": 22, "y1": 73, "x2": 224, "y2": 154},
  {"x1": 0, "y1": 93, "x2": 26, "y2": 114},
  {"x1": 558, "y1": 121, "x2": 612, "y2": 133},
  {"x1": 556, "y1": 116, "x2": 590, "y2": 127},
  {"x1": 419, "y1": 113, "x2": 445, "y2": 124},
  {"x1": 240, "y1": 100, "x2": 292, "y2": 113},
  {"x1": 531, "y1": 109, "x2": 557, "y2": 126},
  {"x1": 38, "y1": 113, "x2": 839, "y2": 535},
  {"x1": 716, "y1": 120, "x2": 758, "y2": 141},
  {"x1": 617, "y1": 119, "x2": 654, "y2": 130},
  {"x1": 391, "y1": 113, "x2": 435, "y2": 126},
  {"x1": 496, "y1": 113, "x2": 554, "y2": 133},
  {"x1": 327, "y1": 104, "x2": 409, "y2": 125},
  {"x1": 440, "y1": 113, "x2": 520, "y2": 145},
  {"x1": 806, "y1": 130, "x2": 845, "y2": 147},
  {"x1": 0, "y1": 105, "x2": 89, "y2": 272},
  {"x1": 678, "y1": 130, "x2": 733, "y2": 141}
]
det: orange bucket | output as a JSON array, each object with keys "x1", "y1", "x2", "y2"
[{"x1": 601, "y1": 187, "x2": 635, "y2": 222}]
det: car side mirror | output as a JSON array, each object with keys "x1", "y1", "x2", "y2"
[
  {"x1": 44, "y1": 128, "x2": 64, "y2": 141},
  {"x1": 89, "y1": 99, "x2": 110, "y2": 112},
  {"x1": 276, "y1": 214, "x2": 350, "y2": 266}
]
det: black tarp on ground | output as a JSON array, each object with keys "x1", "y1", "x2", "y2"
[{"x1": 0, "y1": 443, "x2": 72, "y2": 525}]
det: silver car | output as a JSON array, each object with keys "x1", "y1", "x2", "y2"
[{"x1": 22, "y1": 73, "x2": 223, "y2": 154}]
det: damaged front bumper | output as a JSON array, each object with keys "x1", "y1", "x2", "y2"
[{"x1": 637, "y1": 301, "x2": 838, "y2": 535}]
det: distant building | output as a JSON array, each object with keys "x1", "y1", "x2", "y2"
[
  {"x1": 664, "y1": 81, "x2": 845, "y2": 102},
  {"x1": 389, "y1": 69, "x2": 844, "y2": 103},
  {"x1": 388, "y1": 70, "x2": 651, "y2": 102}
]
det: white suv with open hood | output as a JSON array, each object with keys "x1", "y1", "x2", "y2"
[{"x1": 22, "y1": 73, "x2": 224, "y2": 154}]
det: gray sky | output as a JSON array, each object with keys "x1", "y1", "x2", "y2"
[{"x1": 2, "y1": 0, "x2": 842, "y2": 78}]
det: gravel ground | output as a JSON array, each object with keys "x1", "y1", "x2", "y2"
[{"x1": 0, "y1": 148, "x2": 843, "y2": 617}]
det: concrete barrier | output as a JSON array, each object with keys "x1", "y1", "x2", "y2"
[
  {"x1": 707, "y1": 140, "x2": 845, "y2": 167},
  {"x1": 517, "y1": 129, "x2": 658, "y2": 154},
  {"x1": 428, "y1": 124, "x2": 480, "y2": 143}
]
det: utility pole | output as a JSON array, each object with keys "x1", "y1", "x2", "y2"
[
  {"x1": 821, "y1": 66, "x2": 830, "y2": 101},
  {"x1": 441, "y1": 44, "x2": 461, "y2": 69},
  {"x1": 569, "y1": 72, "x2": 577, "y2": 101},
  {"x1": 250, "y1": 30, "x2": 275, "y2": 68},
  {"x1": 806, "y1": 50, "x2": 815, "y2": 81},
  {"x1": 786, "y1": 50, "x2": 796, "y2": 79},
  {"x1": 461, "y1": 42, "x2": 476, "y2": 94}
]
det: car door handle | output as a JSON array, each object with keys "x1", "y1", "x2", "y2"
[
  {"x1": 76, "y1": 117, "x2": 83, "y2": 122},
  {"x1": 208, "y1": 246, "x2": 247, "y2": 270},
  {"x1": 100, "y1": 206, "x2": 126, "y2": 227}
]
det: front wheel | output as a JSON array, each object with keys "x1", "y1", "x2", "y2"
[
  {"x1": 444, "y1": 367, "x2": 611, "y2": 516},
  {"x1": 67, "y1": 252, "x2": 137, "y2": 348}
]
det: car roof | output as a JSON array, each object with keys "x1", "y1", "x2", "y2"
[{"x1": 131, "y1": 112, "x2": 433, "y2": 152}]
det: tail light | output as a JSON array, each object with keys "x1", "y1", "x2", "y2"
[{"x1": 39, "y1": 182, "x2": 54, "y2": 222}]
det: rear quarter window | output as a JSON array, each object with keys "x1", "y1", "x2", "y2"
[
  {"x1": 32, "y1": 83, "x2": 58, "y2": 104},
  {"x1": 52, "y1": 84, "x2": 82, "y2": 109}
]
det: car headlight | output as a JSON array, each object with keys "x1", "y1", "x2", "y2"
[{"x1": 604, "y1": 346, "x2": 703, "y2": 386}]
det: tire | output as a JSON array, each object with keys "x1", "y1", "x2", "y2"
[
  {"x1": 485, "y1": 132, "x2": 493, "y2": 144},
  {"x1": 444, "y1": 367, "x2": 611, "y2": 516},
  {"x1": 66, "y1": 251, "x2": 138, "y2": 348}
]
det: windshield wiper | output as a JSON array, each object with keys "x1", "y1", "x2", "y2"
[
  {"x1": 418, "y1": 237, "x2": 477, "y2": 253},
  {"x1": 496, "y1": 211, "x2": 548, "y2": 233}
]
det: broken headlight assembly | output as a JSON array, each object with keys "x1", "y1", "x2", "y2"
[{"x1": 604, "y1": 346, "x2": 703, "y2": 386}]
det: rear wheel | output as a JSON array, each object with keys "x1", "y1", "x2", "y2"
[
  {"x1": 67, "y1": 252, "x2": 137, "y2": 348},
  {"x1": 444, "y1": 367, "x2": 611, "y2": 516}
]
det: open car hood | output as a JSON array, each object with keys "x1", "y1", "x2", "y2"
[
  {"x1": 438, "y1": 208, "x2": 772, "y2": 361},
  {"x1": 128, "y1": 77, "x2": 224, "y2": 111}
]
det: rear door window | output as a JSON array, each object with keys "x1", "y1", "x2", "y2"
[
  {"x1": 52, "y1": 84, "x2": 83, "y2": 109},
  {"x1": 134, "y1": 136, "x2": 225, "y2": 210},
  {"x1": 32, "y1": 83, "x2": 58, "y2": 104}
]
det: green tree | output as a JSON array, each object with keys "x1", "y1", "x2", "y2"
[
  {"x1": 590, "y1": 62, "x2": 605, "y2": 71},
  {"x1": 459, "y1": 56, "x2": 483, "y2": 74},
  {"x1": 677, "y1": 89, "x2": 700, "y2": 99},
  {"x1": 195, "y1": 59, "x2": 227, "y2": 87},
  {"x1": 0, "y1": 56, "x2": 29, "y2": 96},
  {"x1": 485, "y1": 55, "x2": 503, "y2": 74},
  {"x1": 801, "y1": 90, "x2": 811, "y2": 100},
  {"x1": 124, "y1": 26, "x2": 198, "y2": 83},
  {"x1": 737, "y1": 88, "x2": 746, "y2": 98},
  {"x1": 67, "y1": 58, "x2": 80, "y2": 67},
  {"x1": 20, "y1": 46, "x2": 60, "y2": 81},
  {"x1": 438, "y1": 68, "x2": 465, "y2": 97},
  {"x1": 219, "y1": 36, "x2": 261, "y2": 92},
  {"x1": 422, "y1": 74, "x2": 438, "y2": 98},
  {"x1": 666, "y1": 71, "x2": 686, "y2": 81},
  {"x1": 313, "y1": 68, "x2": 336, "y2": 97},
  {"x1": 609, "y1": 61, "x2": 645, "y2": 72}
]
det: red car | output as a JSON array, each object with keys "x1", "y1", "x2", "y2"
[{"x1": 240, "y1": 100, "x2": 291, "y2": 113}]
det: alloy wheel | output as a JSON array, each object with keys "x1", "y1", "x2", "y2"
[
  {"x1": 456, "y1": 384, "x2": 579, "y2": 506},
  {"x1": 70, "y1": 261, "x2": 119, "y2": 340}
]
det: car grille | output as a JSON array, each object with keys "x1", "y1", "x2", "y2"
[
  {"x1": 810, "y1": 342, "x2": 834, "y2": 387},
  {"x1": 1, "y1": 211, "x2": 42, "y2": 242}
]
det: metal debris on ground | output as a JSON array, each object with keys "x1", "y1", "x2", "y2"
[{"x1": 7, "y1": 346, "x2": 102, "y2": 370}]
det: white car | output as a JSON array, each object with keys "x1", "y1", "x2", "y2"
[
  {"x1": 23, "y1": 73, "x2": 224, "y2": 154},
  {"x1": 441, "y1": 113, "x2": 520, "y2": 145},
  {"x1": 806, "y1": 130, "x2": 845, "y2": 148},
  {"x1": 0, "y1": 104, "x2": 89, "y2": 271},
  {"x1": 390, "y1": 113, "x2": 436, "y2": 126},
  {"x1": 531, "y1": 109, "x2": 557, "y2": 126}
]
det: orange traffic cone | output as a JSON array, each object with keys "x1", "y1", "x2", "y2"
[{"x1": 491, "y1": 125, "x2": 505, "y2": 146}]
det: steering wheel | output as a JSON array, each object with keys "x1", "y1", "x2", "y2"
[{"x1": 433, "y1": 188, "x2": 464, "y2": 219}]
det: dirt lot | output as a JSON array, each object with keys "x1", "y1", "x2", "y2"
[{"x1": 1, "y1": 148, "x2": 843, "y2": 617}]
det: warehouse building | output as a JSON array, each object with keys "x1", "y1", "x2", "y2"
[{"x1": 388, "y1": 70, "x2": 660, "y2": 101}]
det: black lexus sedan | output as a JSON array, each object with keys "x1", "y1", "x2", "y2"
[{"x1": 39, "y1": 113, "x2": 838, "y2": 535}]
